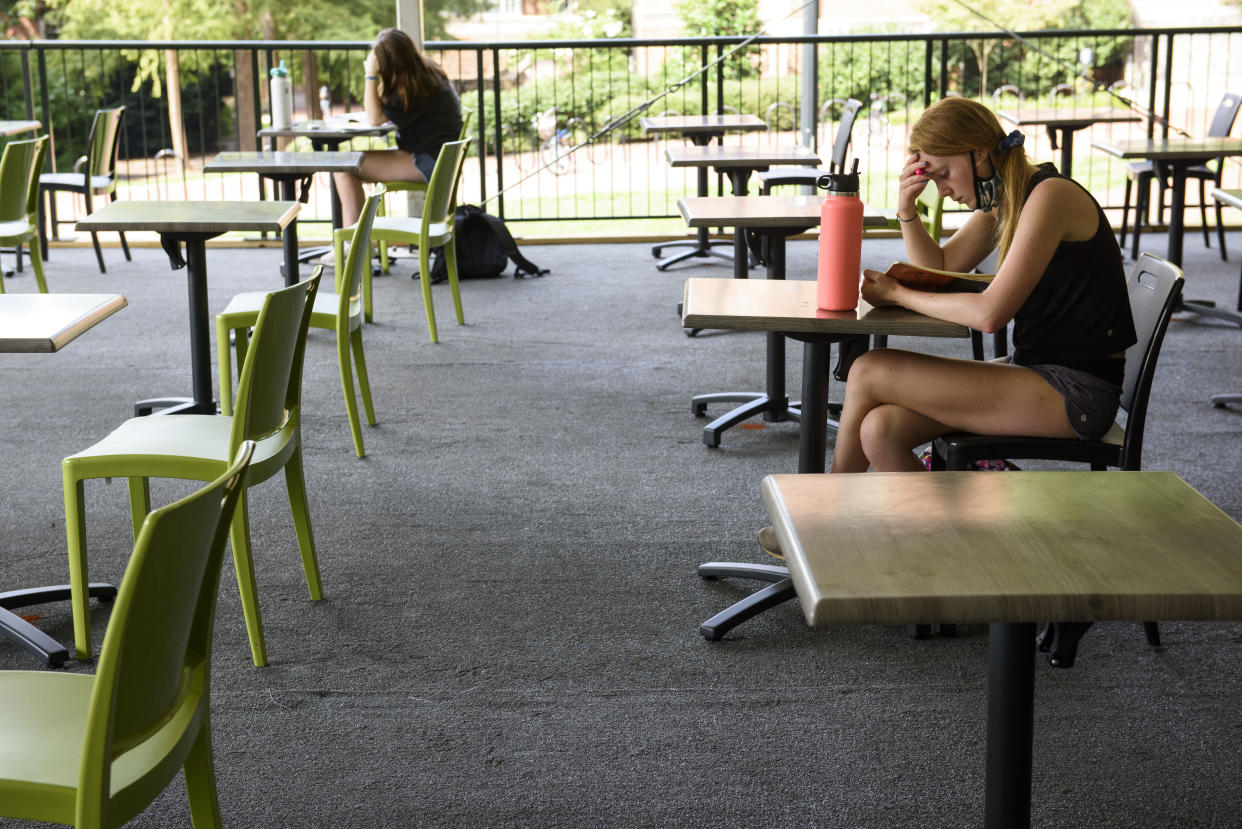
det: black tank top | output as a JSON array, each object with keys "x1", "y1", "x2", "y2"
[{"x1": 1010, "y1": 165, "x2": 1136, "y2": 384}]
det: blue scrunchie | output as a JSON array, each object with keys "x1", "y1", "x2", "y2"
[{"x1": 997, "y1": 130, "x2": 1025, "y2": 153}]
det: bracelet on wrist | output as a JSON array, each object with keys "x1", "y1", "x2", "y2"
[
  {"x1": 365, "y1": 74, "x2": 379, "y2": 80},
  {"x1": 896, "y1": 212, "x2": 919, "y2": 223}
]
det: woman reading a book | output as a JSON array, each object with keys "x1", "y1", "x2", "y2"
[
  {"x1": 333, "y1": 28, "x2": 462, "y2": 229},
  {"x1": 830, "y1": 96, "x2": 1136, "y2": 474}
]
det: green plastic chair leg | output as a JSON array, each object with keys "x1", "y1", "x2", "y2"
[
  {"x1": 444, "y1": 236, "x2": 465, "y2": 326},
  {"x1": 283, "y1": 448, "x2": 323, "y2": 601},
  {"x1": 30, "y1": 249, "x2": 48, "y2": 293},
  {"x1": 226, "y1": 492, "x2": 268, "y2": 667},
  {"x1": 215, "y1": 315, "x2": 235, "y2": 416},
  {"x1": 127, "y1": 476, "x2": 150, "y2": 538},
  {"x1": 418, "y1": 244, "x2": 439, "y2": 343},
  {"x1": 184, "y1": 725, "x2": 223, "y2": 827},
  {"x1": 350, "y1": 327, "x2": 376, "y2": 425},
  {"x1": 62, "y1": 475, "x2": 93, "y2": 659},
  {"x1": 367, "y1": 240, "x2": 378, "y2": 319},
  {"x1": 336, "y1": 322, "x2": 366, "y2": 458}
]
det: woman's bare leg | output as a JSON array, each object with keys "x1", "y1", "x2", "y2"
[
  {"x1": 334, "y1": 171, "x2": 366, "y2": 228},
  {"x1": 830, "y1": 349, "x2": 1078, "y2": 473},
  {"x1": 335, "y1": 150, "x2": 427, "y2": 227}
]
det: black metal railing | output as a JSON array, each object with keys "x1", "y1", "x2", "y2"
[{"x1": 1, "y1": 26, "x2": 1239, "y2": 236}]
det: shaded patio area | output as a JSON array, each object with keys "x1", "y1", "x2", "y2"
[{"x1": 3, "y1": 231, "x2": 1242, "y2": 826}]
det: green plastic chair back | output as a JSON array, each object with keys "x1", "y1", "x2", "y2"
[
  {"x1": 0, "y1": 137, "x2": 40, "y2": 221},
  {"x1": 338, "y1": 192, "x2": 381, "y2": 306},
  {"x1": 227, "y1": 271, "x2": 320, "y2": 453},
  {"x1": 0, "y1": 135, "x2": 49, "y2": 293},
  {"x1": 420, "y1": 138, "x2": 470, "y2": 237},
  {"x1": 916, "y1": 181, "x2": 944, "y2": 241},
  {"x1": 0, "y1": 442, "x2": 253, "y2": 827}
]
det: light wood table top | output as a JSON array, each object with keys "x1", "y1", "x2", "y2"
[
  {"x1": 761, "y1": 468, "x2": 1242, "y2": 825},
  {"x1": 203, "y1": 151, "x2": 363, "y2": 175},
  {"x1": 678, "y1": 195, "x2": 888, "y2": 229},
  {"x1": 0, "y1": 120, "x2": 41, "y2": 137},
  {"x1": 0, "y1": 293, "x2": 126, "y2": 353},
  {"x1": 1092, "y1": 136, "x2": 1242, "y2": 161},
  {"x1": 998, "y1": 107, "x2": 1140, "y2": 128},
  {"x1": 762, "y1": 470, "x2": 1242, "y2": 627},
  {"x1": 640, "y1": 113, "x2": 768, "y2": 136},
  {"x1": 665, "y1": 144, "x2": 820, "y2": 168},
  {"x1": 682, "y1": 277, "x2": 969, "y2": 338},
  {"x1": 75, "y1": 200, "x2": 300, "y2": 235}
]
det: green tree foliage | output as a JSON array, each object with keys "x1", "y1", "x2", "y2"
[
  {"x1": 672, "y1": 0, "x2": 761, "y2": 79},
  {"x1": 919, "y1": 0, "x2": 1132, "y2": 98}
]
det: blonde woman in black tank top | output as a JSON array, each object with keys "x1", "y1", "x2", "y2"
[{"x1": 830, "y1": 97, "x2": 1135, "y2": 474}]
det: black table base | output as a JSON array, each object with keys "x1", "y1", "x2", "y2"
[
  {"x1": 986, "y1": 622, "x2": 1037, "y2": 828},
  {"x1": 1, "y1": 582, "x2": 116, "y2": 667},
  {"x1": 697, "y1": 563, "x2": 793, "y2": 640},
  {"x1": 138, "y1": 232, "x2": 221, "y2": 416},
  {"x1": 653, "y1": 232, "x2": 735, "y2": 271}
]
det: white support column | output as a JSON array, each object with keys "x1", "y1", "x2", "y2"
[{"x1": 396, "y1": 0, "x2": 424, "y2": 49}]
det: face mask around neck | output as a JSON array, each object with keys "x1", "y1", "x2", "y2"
[{"x1": 969, "y1": 151, "x2": 1002, "y2": 213}]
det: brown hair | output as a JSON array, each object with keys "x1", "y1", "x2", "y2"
[
  {"x1": 908, "y1": 97, "x2": 1037, "y2": 263},
  {"x1": 372, "y1": 28, "x2": 449, "y2": 112}
]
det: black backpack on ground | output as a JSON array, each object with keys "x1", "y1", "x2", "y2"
[{"x1": 426, "y1": 204, "x2": 548, "y2": 283}]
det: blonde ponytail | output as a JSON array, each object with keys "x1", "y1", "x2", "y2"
[{"x1": 908, "y1": 97, "x2": 1038, "y2": 266}]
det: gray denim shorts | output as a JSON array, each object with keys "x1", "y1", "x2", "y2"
[
  {"x1": 412, "y1": 151, "x2": 437, "y2": 181},
  {"x1": 1021, "y1": 360, "x2": 1124, "y2": 440}
]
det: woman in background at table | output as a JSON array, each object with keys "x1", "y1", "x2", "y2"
[
  {"x1": 334, "y1": 27, "x2": 462, "y2": 228},
  {"x1": 830, "y1": 96, "x2": 1135, "y2": 475}
]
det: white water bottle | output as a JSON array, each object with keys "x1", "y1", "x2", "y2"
[{"x1": 270, "y1": 60, "x2": 293, "y2": 129}]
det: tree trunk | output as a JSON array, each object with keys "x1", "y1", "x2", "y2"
[{"x1": 165, "y1": 49, "x2": 189, "y2": 165}]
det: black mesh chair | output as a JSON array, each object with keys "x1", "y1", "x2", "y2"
[
  {"x1": 755, "y1": 98, "x2": 862, "y2": 194},
  {"x1": 928, "y1": 253, "x2": 1184, "y2": 666},
  {"x1": 1119, "y1": 92, "x2": 1241, "y2": 261}
]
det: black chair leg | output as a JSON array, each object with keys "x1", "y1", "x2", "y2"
[
  {"x1": 1132, "y1": 178, "x2": 1146, "y2": 261},
  {"x1": 1037, "y1": 621, "x2": 1094, "y2": 668},
  {"x1": 90, "y1": 230, "x2": 106, "y2": 274},
  {"x1": 1216, "y1": 202, "x2": 1228, "y2": 262},
  {"x1": 970, "y1": 330, "x2": 984, "y2": 360},
  {"x1": 36, "y1": 191, "x2": 48, "y2": 260},
  {"x1": 1200, "y1": 179, "x2": 1211, "y2": 249},
  {"x1": 1119, "y1": 176, "x2": 1132, "y2": 248},
  {"x1": 1143, "y1": 621, "x2": 1161, "y2": 646},
  {"x1": 111, "y1": 192, "x2": 132, "y2": 261},
  {"x1": 47, "y1": 190, "x2": 59, "y2": 244}
]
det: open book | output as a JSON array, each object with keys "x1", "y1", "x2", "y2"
[{"x1": 885, "y1": 261, "x2": 994, "y2": 293}]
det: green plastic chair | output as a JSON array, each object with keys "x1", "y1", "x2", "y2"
[
  {"x1": 39, "y1": 106, "x2": 131, "y2": 274},
  {"x1": 62, "y1": 272, "x2": 322, "y2": 668},
  {"x1": 0, "y1": 441, "x2": 254, "y2": 828},
  {"x1": 0, "y1": 135, "x2": 50, "y2": 294},
  {"x1": 375, "y1": 107, "x2": 473, "y2": 221},
  {"x1": 334, "y1": 138, "x2": 471, "y2": 342},
  {"x1": 354, "y1": 110, "x2": 472, "y2": 325},
  {"x1": 219, "y1": 195, "x2": 380, "y2": 458}
]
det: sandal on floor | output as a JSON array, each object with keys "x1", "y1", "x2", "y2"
[{"x1": 757, "y1": 526, "x2": 783, "y2": 560}]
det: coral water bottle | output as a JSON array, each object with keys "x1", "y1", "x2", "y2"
[
  {"x1": 816, "y1": 159, "x2": 864, "y2": 311},
  {"x1": 269, "y1": 61, "x2": 293, "y2": 129}
]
